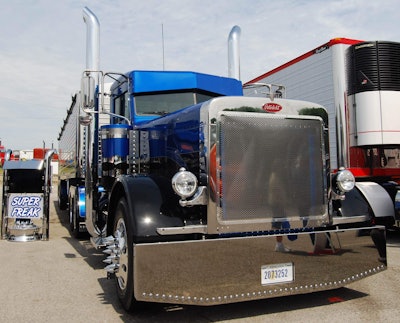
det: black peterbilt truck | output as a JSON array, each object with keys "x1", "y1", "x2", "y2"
[{"x1": 57, "y1": 7, "x2": 390, "y2": 312}]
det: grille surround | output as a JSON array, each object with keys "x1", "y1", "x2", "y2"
[{"x1": 213, "y1": 111, "x2": 328, "y2": 232}]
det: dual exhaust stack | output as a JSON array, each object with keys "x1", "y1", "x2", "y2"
[
  {"x1": 81, "y1": 7, "x2": 242, "y2": 241},
  {"x1": 82, "y1": 6, "x2": 241, "y2": 81}
]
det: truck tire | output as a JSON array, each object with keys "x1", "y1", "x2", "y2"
[
  {"x1": 58, "y1": 180, "x2": 68, "y2": 210},
  {"x1": 113, "y1": 197, "x2": 136, "y2": 312},
  {"x1": 69, "y1": 193, "x2": 82, "y2": 238}
]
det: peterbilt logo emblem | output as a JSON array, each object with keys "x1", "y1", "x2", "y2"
[{"x1": 262, "y1": 102, "x2": 282, "y2": 112}]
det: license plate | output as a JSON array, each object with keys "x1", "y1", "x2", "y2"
[{"x1": 261, "y1": 262, "x2": 294, "y2": 285}]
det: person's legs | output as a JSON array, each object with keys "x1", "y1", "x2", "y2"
[{"x1": 275, "y1": 234, "x2": 290, "y2": 252}]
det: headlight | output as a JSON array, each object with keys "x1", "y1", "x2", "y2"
[
  {"x1": 172, "y1": 168, "x2": 198, "y2": 198},
  {"x1": 335, "y1": 169, "x2": 355, "y2": 192}
]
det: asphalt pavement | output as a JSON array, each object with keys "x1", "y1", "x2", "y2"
[{"x1": 0, "y1": 181, "x2": 399, "y2": 322}]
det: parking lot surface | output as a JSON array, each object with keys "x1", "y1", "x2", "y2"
[{"x1": 0, "y1": 183, "x2": 399, "y2": 322}]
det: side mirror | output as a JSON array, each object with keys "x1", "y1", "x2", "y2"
[{"x1": 79, "y1": 114, "x2": 93, "y2": 126}]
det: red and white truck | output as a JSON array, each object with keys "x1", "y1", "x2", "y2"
[
  {"x1": 245, "y1": 38, "x2": 400, "y2": 227},
  {"x1": 0, "y1": 143, "x2": 5, "y2": 166},
  {"x1": 0, "y1": 141, "x2": 16, "y2": 165}
]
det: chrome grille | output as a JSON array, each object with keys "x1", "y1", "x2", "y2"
[{"x1": 217, "y1": 112, "x2": 326, "y2": 224}]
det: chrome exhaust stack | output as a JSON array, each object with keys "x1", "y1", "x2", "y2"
[
  {"x1": 83, "y1": 7, "x2": 100, "y2": 72},
  {"x1": 228, "y1": 25, "x2": 241, "y2": 81},
  {"x1": 82, "y1": 7, "x2": 104, "y2": 241}
]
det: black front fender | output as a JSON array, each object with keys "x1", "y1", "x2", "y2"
[{"x1": 108, "y1": 175, "x2": 184, "y2": 242}]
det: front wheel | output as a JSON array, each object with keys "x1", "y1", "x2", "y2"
[{"x1": 113, "y1": 197, "x2": 136, "y2": 311}]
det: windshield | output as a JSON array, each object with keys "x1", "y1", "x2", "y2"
[{"x1": 134, "y1": 92, "x2": 216, "y2": 116}]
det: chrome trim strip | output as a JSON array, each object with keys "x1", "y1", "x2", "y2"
[{"x1": 157, "y1": 225, "x2": 207, "y2": 235}]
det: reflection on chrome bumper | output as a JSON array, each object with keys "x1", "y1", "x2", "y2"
[{"x1": 133, "y1": 226, "x2": 386, "y2": 305}]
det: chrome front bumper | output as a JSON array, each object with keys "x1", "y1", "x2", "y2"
[{"x1": 133, "y1": 226, "x2": 386, "y2": 305}]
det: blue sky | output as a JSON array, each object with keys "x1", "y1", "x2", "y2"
[{"x1": 0, "y1": 0, "x2": 399, "y2": 150}]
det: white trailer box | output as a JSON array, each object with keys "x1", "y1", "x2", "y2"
[{"x1": 245, "y1": 38, "x2": 400, "y2": 181}]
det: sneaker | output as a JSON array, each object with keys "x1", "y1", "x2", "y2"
[{"x1": 275, "y1": 242, "x2": 291, "y2": 253}]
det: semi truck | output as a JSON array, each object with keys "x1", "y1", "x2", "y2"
[
  {"x1": 244, "y1": 38, "x2": 400, "y2": 227},
  {"x1": 57, "y1": 8, "x2": 390, "y2": 311}
]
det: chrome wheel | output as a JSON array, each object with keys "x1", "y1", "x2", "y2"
[
  {"x1": 104, "y1": 197, "x2": 136, "y2": 311},
  {"x1": 114, "y1": 216, "x2": 128, "y2": 292}
]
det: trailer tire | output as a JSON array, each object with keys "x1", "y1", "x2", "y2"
[
  {"x1": 69, "y1": 192, "x2": 83, "y2": 239},
  {"x1": 58, "y1": 180, "x2": 68, "y2": 210},
  {"x1": 113, "y1": 197, "x2": 136, "y2": 312}
]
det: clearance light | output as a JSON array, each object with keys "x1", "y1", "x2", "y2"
[
  {"x1": 335, "y1": 168, "x2": 355, "y2": 193},
  {"x1": 172, "y1": 168, "x2": 198, "y2": 198}
]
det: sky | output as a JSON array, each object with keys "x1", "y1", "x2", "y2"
[{"x1": 0, "y1": 0, "x2": 399, "y2": 151}]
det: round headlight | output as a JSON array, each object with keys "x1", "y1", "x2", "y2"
[
  {"x1": 336, "y1": 169, "x2": 355, "y2": 192},
  {"x1": 172, "y1": 168, "x2": 198, "y2": 198}
]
